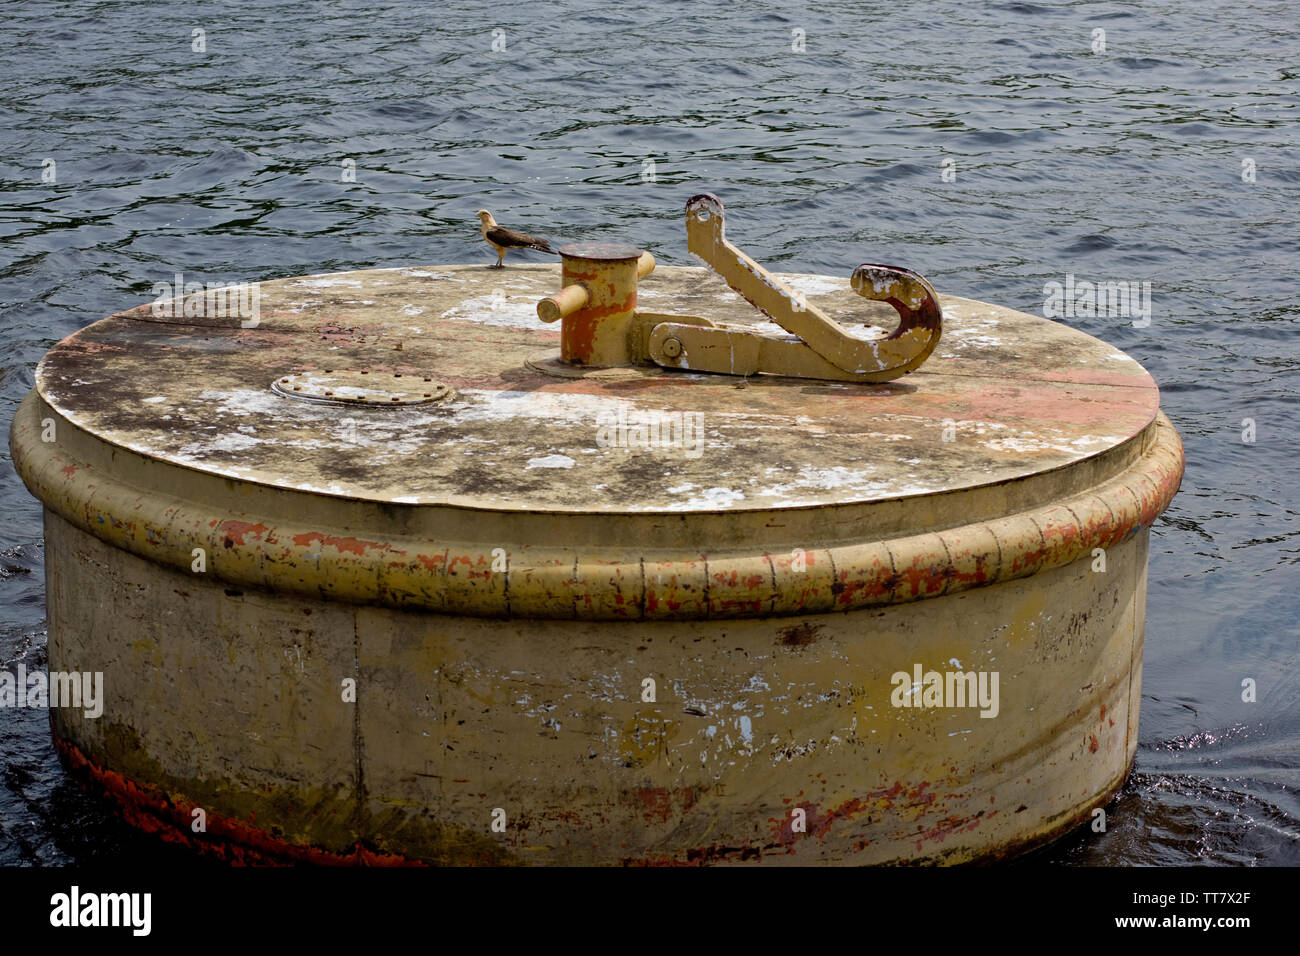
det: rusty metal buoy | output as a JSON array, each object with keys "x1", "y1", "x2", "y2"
[{"x1": 9, "y1": 195, "x2": 1183, "y2": 865}]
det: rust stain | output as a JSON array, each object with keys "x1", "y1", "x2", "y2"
[
  {"x1": 561, "y1": 313, "x2": 600, "y2": 363},
  {"x1": 914, "y1": 809, "x2": 995, "y2": 852},
  {"x1": 291, "y1": 531, "x2": 382, "y2": 556},
  {"x1": 315, "y1": 321, "x2": 383, "y2": 345},
  {"x1": 835, "y1": 568, "x2": 894, "y2": 606},
  {"x1": 777, "y1": 622, "x2": 822, "y2": 646},
  {"x1": 631, "y1": 786, "x2": 697, "y2": 824},
  {"x1": 774, "y1": 781, "x2": 946, "y2": 846},
  {"x1": 895, "y1": 556, "x2": 947, "y2": 599},
  {"x1": 414, "y1": 553, "x2": 447, "y2": 572},
  {"x1": 220, "y1": 520, "x2": 269, "y2": 546},
  {"x1": 446, "y1": 553, "x2": 490, "y2": 578}
]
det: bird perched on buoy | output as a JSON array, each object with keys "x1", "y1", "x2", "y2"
[{"x1": 476, "y1": 209, "x2": 557, "y2": 269}]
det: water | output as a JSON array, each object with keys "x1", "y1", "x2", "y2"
[{"x1": 1, "y1": 0, "x2": 1296, "y2": 865}]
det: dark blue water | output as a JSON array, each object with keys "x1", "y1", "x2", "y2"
[{"x1": 1, "y1": 0, "x2": 1297, "y2": 864}]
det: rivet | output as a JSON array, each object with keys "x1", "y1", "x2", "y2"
[{"x1": 661, "y1": 337, "x2": 683, "y2": 358}]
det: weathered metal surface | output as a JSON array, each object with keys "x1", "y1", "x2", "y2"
[
  {"x1": 10, "y1": 261, "x2": 1185, "y2": 865},
  {"x1": 670, "y1": 193, "x2": 943, "y2": 380},
  {"x1": 25, "y1": 265, "x2": 1161, "y2": 513},
  {"x1": 42, "y1": 507, "x2": 1150, "y2": 865},
  {"x1": 550, "y1": 243, "x2": 645, "y2": 366},
  {"x1": 533, "y1": 194, "x2": 944, "y2": 383},
  {"x1": 271, "y1": 369, "x2": 454, "y2": 407},
  {"x1": 537, "y1": 246, "x2": 655, "y2": 327}
]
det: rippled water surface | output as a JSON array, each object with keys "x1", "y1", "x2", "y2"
[{"x1": 1, "y1": 0, "x2": 1297, "y2": 865}]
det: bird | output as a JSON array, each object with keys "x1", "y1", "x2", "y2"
[{"x1": 476, "y1": 209, "x2": 557, "y2": 268}]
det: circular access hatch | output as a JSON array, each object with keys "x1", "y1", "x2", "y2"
[{"x1": 272, "y1": 369, "x2": 454, "y2": 407}]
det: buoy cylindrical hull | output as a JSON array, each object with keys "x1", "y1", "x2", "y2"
[
  {"x1": 12, "y1": 264, "x2": 1183, "y2": 864},
  {"x1": 33, "y1": 435, "x2": 1169, "y2": 865}
]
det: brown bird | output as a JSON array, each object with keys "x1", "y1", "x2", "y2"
[{"x1": 476, "y1": 209, "x2": 557, "y2": 268}]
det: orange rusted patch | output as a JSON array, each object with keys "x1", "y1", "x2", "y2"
[
  {"x1": 291, "y1": 531, "x2": 382, "y2": 556},
  {"x1": 219, "y1": 520, "x2": 268, "y2": 546},
  {"x1": 561, "y1": 313, "x2": 599, "y2": 363},
  {"x1": 414, "y1": 552, "x2": 447, "y2": 571}
]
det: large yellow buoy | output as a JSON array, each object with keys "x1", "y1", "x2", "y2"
[{"x1": 10, "y1": 196, "x2": 1182, "y2": 864}]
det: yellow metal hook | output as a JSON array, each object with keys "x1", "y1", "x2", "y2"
[{"x1": 535, "y1": 193, "x2": 942, "y2": 382}]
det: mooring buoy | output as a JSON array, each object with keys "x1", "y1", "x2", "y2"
[{"x1": 10, "y1": 195, "x2": 1183, "y2": 864}]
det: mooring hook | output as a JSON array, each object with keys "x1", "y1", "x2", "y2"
[
  {"x1": 683, "y1": 193, "x2": 943, "y2": 380},
  {"x1": 850, "y1": 264, "x2": 943, "y2": 341}
]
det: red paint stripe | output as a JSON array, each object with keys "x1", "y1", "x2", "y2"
[{"x1": 53, "y1": 730, "x2": 422, "y2": 867}]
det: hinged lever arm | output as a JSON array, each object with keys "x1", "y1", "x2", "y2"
[{"x1": 680, "y1": 193, "x2": 942, "y2": 381}]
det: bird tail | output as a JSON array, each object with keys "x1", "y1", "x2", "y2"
[{"x1": 530, "y1": 238, "x2": 558, "y2": 254}]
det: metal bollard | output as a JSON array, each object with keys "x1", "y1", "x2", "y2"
[{"x1": 538, "y1": 242, "x2": 656, "y2": 367}]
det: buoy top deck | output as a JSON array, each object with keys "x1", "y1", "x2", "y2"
[{"x1": 34, "y1": 263, "x2": 1160, "y2": 520}]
